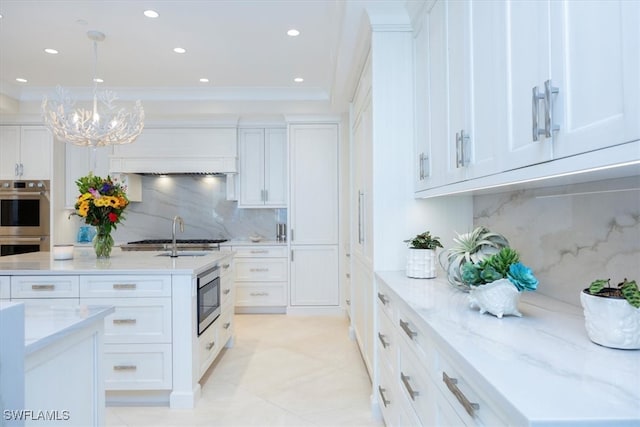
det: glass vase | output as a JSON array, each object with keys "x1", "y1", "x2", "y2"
[{"x1": 93, "y1": 226, "x2": 114, "y2": 258}]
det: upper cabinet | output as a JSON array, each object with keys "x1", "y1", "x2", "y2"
[
  {"x1": 238, "y1": 128, "x2": 287, "y2": 208},
  {"x1": 0, "y1": 126, "x2": 52, "y2": 180},
  {"x1": 64, "y1": 145, "x2": 112, "y2": 208},
  {"x1": 414, "y1": 0, "x2": 639, "y2": 196}
]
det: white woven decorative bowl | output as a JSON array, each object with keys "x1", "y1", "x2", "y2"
[{"x1": 468, "y1": 279, "x2": 522, "y2": 318}]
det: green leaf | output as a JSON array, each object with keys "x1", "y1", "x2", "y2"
[{"x1": 588, "y1": 279, "x2": 610, "y2": 294}]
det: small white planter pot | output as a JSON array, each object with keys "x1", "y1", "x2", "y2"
[
  {"x1": 406, "y1": 248, "x2": 437, "y2": 279},
  {"x1": 468, "y1": 279, "x2": 522, "y2": 318},
  {"x1": 580, "y1": 290, "x2": 640, "y2": 350}
]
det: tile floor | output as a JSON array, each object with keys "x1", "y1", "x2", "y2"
[{"x1": 106, "y1": 314, "x2": 384, "y2": 427}]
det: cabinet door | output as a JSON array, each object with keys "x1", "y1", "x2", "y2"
[
  {"x1": 551, "y1": 0, "x2": 640, "y2": 159},
  {"x1": 289, "y1": 124, "x2": 339, "y2": 245},
  {"x1": 414, "y1": 13, "x2": 434, "y2": 191},
  {"x1": 0, "y1": 126, "x2": 20, "y2": 178},
  {"x1": 19, "y1": 127, "x2": 52, "y2": 180},
  {"x1": 290, "y1": 245, "x2": 339, "y2": 306},
  {"x1": 351, "y1": 256, "x2": 373, "y2": 374},
  {"x1": 238, "y1": 128, "x2": 266, "y2": 207},
  {"x1": 352, "y1": 97, "x2": 373, "y2": 261},
  {"x1": 264, "y1": 128, "x2": 287, "y2": 207}
]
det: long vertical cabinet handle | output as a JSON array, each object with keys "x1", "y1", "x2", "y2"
[
  {"x1": 544, "y1": 79, "x2": 560, "y2": 138},
  {"x1": 532, "y1": 86, "x2": 546, "y2": 141},
  {"x1": 15, "y1": 163, "x2": 19, "y2": 177},
  {"x1": 422, "y1": 153, "x2": 429, "y2": 178},
  {"x1": 460, "y1": 130, "x2": 469, "y2": 167},
  {"x1": 455, "y1": 132, "x2": 461, "y2": 167},
  {"x1": 290, "y1": 249, "x2": 294, "y2": 262},
  {"x1": 418, "y1": 153, "x2": 424, "y2": 180},
  {"x1": 290, "y1": 229, "x2": 294, "y2": 242},
  {"x1": 357, "y1": 191, "x2": 365, "y2": 245},
  {"x1": 443, "y1": 372, "x2": 480, "y2": 417}
]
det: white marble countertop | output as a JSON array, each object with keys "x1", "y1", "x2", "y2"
[
  {"x1": 376, "y1": 271, "x2": 640, "y2": 426},
  {"x1": 0, "y1": 249, "x2": 233, "y2": 276}
]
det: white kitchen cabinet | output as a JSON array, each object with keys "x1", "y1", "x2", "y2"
[
  {"x1": 65, "y1": 144, "x2": 112, "y2": 208},
  {"x1": 351, "y1": 254, "x2": 373, "y2": 373},
  {"x1": 231, "y1": 245, "x2": 287, "y2": 310},
  {"x1": 290, "y1": 245, "x2": 339, "y2": 306},
  {"x1": 0, "y1": 276, "x2": 10, "y2": 299},
  {"x1": 238, "y1": 127, "x2": 287, "y2": 208},
  {"x1": 10, "y1": 275, "x2": 80, "y2": 299},
  {"x1": 0, "y1": 126, "x2": 52, "y2": 180}
]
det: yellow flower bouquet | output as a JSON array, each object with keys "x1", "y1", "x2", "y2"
[{"x1": 75, "y1": 173, "x2": 129, "y2": 257}]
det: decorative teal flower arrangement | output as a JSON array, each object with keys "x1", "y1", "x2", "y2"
[{"x1": 461, "y1": 247, "x2": 538, "y2": 292}]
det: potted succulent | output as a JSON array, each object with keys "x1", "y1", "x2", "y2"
[
  {"x1": 580, "y1": 278, "x2": 640, "y2": 349},
  {"x1": 404, "y1": 231, "x2": 443, "y2": 279},
  {"x1": 461, "y1": 247, "x2": 539, "y2": 318},
  {"x1": 439, "y1": 226, "x2": 510, "y2": 291}
]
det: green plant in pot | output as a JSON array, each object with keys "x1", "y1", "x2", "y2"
[
  {"x1": 404, "y1": 231, "x2": 443, "y2": 279},
  {"x1": 580, "y1": 278, "x2": 640, "y2": 349},
  {"x1": 439, "y1": 226, "x2": 510, "y2": 291}
]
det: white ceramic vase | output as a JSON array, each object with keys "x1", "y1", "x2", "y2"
[
  {"x1": 468, "y1": 279, "x2": 522, "y2": 318},
  {"x1": 580, "y1": 290, "x2": 640, "y2": 350},
  {"x1": 406, "y1": 248, "x2": 437, "y2": 279}
]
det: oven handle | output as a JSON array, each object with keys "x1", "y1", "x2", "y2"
[
  {"x1": 0, "y1": 236, "x2": 46, "y2": 243},
  {"x1": 0, "y1": 191, "x2": 47, "y2": 197},
  {"x1": 198, "y1": 266, "x2": 220, "y2": 288}
]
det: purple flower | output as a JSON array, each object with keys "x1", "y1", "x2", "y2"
[{"x1": 507, "y1": 262, "x2": 538, "y2": 292}]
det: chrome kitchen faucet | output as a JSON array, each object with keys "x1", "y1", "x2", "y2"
[{"x1": 171, "y1": 216, "x2": 185, "y2": 257}]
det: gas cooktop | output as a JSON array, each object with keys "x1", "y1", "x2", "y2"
[{"x1": 121, "y1": 239, "x2": 228, "y2": 251}]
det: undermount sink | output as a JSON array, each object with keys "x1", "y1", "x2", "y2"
[{"x1": 155, "y1": 251, "x2": 210, "y2": 257}]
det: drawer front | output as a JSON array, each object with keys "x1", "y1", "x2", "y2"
[
  {"x1": 218, "y1": 308, "x2": 234, "y2": 345},
  {"x1": 376, "y1": 303, "x2": 397, "y2": 374},
  {"x1": 437, "y1": 350, "x2": 507, "y2": 426},
  {"x1": 398, "y1": 338, "x2": 437, "y2": 426},
  {"x1": 221, "y1": 277, "x2": 234, "y2": 308},
  {"x1": 397, "y1": 305, "x2": 436, "y2": 373},
  {"x1": 83, "y1": 297, "x2": 171, "y2": 344},
  {"x1": 11, "y1": 276, "x2": 79, "y2": 298},
  {"x1": 235, "y1": 258, "x2": 287, "y2": 281},
  {"x1": 232, "y1": 246, "x2": 287, "y2": 258},
  {"x1": 104, "y1": 343, "x2": 172, "y2": 390},
  {"x1": 11, "y1": 298, "x2": 80, "y2": 308},
  {"x1": 198, "y1": 321, "x2": 220, "y2": 377},
  {"x1": 220, "y1": 258, "x2": 233, "y2": 278},
  {"x1": 0, "y1": 276, "x2": 9, "y2": 299},
  {"x1": 377, "y1": 360, "x2": 399, "y2": 426},
  {"x1": 235, "y1": 283, "x2": 287, "y2": 306},
  {"x1": 80, "y1": 275, "x2": 171, "y2": 298},
  {"x1": 376, "y1": 284, "x2": 396, "y2": 322}
]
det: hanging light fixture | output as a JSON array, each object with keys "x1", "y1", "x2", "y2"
[{"x1": 42, "y1": 30, "x2": 144, "y2": 147}]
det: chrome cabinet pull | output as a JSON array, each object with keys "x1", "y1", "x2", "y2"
[
  {"x1": 532, "y1": 86, "x2": 546, "y2": 141},
  {"x1": 377, "y1": 332, "x2": 389, "y2": 349},
  {"x1": 399, "y1": 319, "x2": 417, "y2": 340},
  {"x1": 15, "y1": 163, "x2": 19, "y2": 177},
  {"x1": 378, "y1": 386, "x2": 391, "y2": 407},
  {"x1": 249, "y1": 292, "x2": 269, "y2": 297},
  {"x1": 346, "y1": 299, "x2": 351, "y2": 306},
  {"x1": 113, "y1": 283, "x2": 136, "y2": 290},
  {"x1": 223, "y1": 322, "x2": 231, "y2": 329},
  {"x1": 113, "y1": 319, "x2": 137, "y2": 325},
  {"x1": 544, "y1": 79, "x2": 560, "y2": 138},
  {"x1": 113, "y1": 365, "x2": 137, "y2": 371},
  {"x1": 419, "y1": 153, "x2": 424, "y2": 180},
  {"x1": 205, "y1": 341, "x2": 215, "y2": 350},
  {"x1": 222, "y1": 288, "x2": 231, "y2": 295},
  {"x1": 31, "y1": 284, "x2": 55, "y2": 291},
  {"x1": 422, "y1": 153, "x2": 429, "y2": 178},
  {"x1": 400, "y1": 372, "x2": 419, "y2": 400},
  {"x1": 443, "y1": 372, "x2": 479, "y2": 417},
  {"x1": 377, "y1": 292, "x2": 389, "y2": 305},
  {"x1": 222, "y1": 263, "x2": 230, "y2": 269},
  {"x1": 290, "y1": 229, "x2": 294, "y2": 242},
  {"x1": 264, "y1": 189, "x2": 268, "y2": 201},
  {"x1": 250, "y1": 250, "x2": 268, "y2": 254},
  {"x1": 249, "y1": 268, "x2": 269, "y2": 273},
  {"x1": 19, "y1": 164, "x2": 24, "y2": 176}
]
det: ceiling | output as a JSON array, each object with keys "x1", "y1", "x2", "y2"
[{"x1": 0, "y1": 0, "x2": 398, "y2": 116}]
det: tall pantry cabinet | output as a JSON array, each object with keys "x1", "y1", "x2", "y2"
[{"x1": 288, "y1": 123, "x2": 340, "y2": 307}]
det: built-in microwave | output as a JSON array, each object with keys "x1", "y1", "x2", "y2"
[
  {"x1": 0, "y1": 180, "x2": 50, "y2": 237},
  {"x1": 197, "y1": 266, "x2": 220, "y2": 336}
]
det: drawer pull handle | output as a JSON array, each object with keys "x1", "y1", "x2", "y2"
[
  {"x1": 113, "y1": 365, "x2": 137, "y2": 371},
  {"x1": 250, "y1": 250, "x2": 268, "y2": 254},
  {"x1": 400, "y1": 372, "x2": 419, "y2": 400},
  {"x1": 443, "y1": 372, "x2": 479, "y2": 417},
  {"x1": 222, "y1": 263, "x2": 230, "y2": 269},
  {"x1": 377, "y1": 332, "x2": 389, "y2": 349},
  {"x1": 249, "y1": 268, "x2": 269, "y2": 272},
  {"x1": 206, "y1": 341, "x2": 215, "y2": 350},
  {"x1": 378, "y1": 386, "x2": 390, "y2": 407},
  {"x1": 113, "y1": 283, "x2": 136, "y2": 290},
  {"x1": 249, "y1": 292, "x2": 269, "y2": 297},
  {"x1": 113, "y1": 319, "x2": 137, "y2": 325},
  {"x1": 399, "y1": 319, "x2": 417, "y2": 340},
  {"x1": 223, "y1": 322, "x2": 231, "y2": 329},
  {"x1": 377, "y1": 292, "x2": 389, "y2": 305},
  {"x1": 223, "y1": 288, "x2": 231, "y2": 295},
  {"x1": 31, "y1": 284, "x2": 55, "y2": 291}
]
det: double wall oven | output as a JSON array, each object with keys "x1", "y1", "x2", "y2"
[{"x1": 0, "y1": 180, "x2": 50, "y2": 256}]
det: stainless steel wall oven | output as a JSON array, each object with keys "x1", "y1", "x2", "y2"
[
  {"x1": 0, "y1": 180, "x2": 50, "y2": 256},
  {"x1": 197, "y1": 266, "x2": 220, "y2": 335}
]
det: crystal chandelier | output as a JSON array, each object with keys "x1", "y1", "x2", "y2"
[{"x1": 42, "y1": 30, "x2": 144, "y2": 147}]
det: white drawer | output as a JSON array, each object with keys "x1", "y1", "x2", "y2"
[
  {"x1": 235, "y1": 283, "x2": 287, "y2": 306},
  {"x1": 396, "y1": 304, "x2": 436, "y2": 373},
  {"x1": 218, "y1": 308, "x2": 234, "y2": 345},
  {"x1": 80, "y1": 275, "x2": 171, "y2": 297},
  {"x1": 377, "y1": 359, "x2": 400, "y2": 426},
  {"x1": 0, "y1": 276, "x2": 9, "y2": 299},
  {"x1": 398, "y1": 337, "x2": 438, "y2": 426},
  {"x1": 220, "y1": 259, "x2": 233, "y2": 277},
  {"x1": 12, "y1": 298, "x2": 80, "y2": 308},
  {"x1": 11, "y1": 276, "x2": 79, "y2": 298},
  {"x1": 221, "y1": 277, "x2": 234, "y2": 308},
  {"x1": 232, "y1": 245, "x2": 287, "y2": 258},
  {"x1": 376, "y1": 303, "x2": 397, "y2": 374},
  {"x1": 104, "y1": 343, "x2": 172, "y2": 390},
  {"x1": 235, "y1": 258, "x2": 287, "y2": 281},
  {"x1": 198, "y1": 321, "x2": 220, "y2": 378},
  {"x1": 376, "y1": 283, "x2": 396, "y2": 322},
  {"x1": 82, "y1": 297, "x2": 171, "y2": 344}
]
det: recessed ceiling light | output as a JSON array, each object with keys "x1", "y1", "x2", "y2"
[
  {"x1": 294, "y1": 77, "x2": 304, "y2": 83},
  {"x1": 287, "y1": 29, "x2": 300, "y2": 37},
  {"x1": 93, "y1": 77, "x2": 104, "y2": 83},
  {"x1": 199, "y1": 78, "x2": 209, "y2": 83},
  {"x1": 16, "y1": 78, "x2": 27, "y2": 83},
  {"x1": 143, "y1": 10, "x2": 159, "y2": 18},
  {"x1": 44, "y1": 48, "x2": 59, "y2": 55},
  {"x1": 173, "y1": 47, "x2": 186, "y2": 54}
]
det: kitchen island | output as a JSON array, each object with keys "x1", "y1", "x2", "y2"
[{"x1": 0, "y1": 249, "x2": 235, "y2": 409}]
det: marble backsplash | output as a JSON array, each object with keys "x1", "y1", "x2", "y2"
[
  {"x1": 473, "y1": 176, "x2": 640, "y2": 307},
  {"x1": 109, "y1": 175, "x2": 284, "y2": 243}
]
